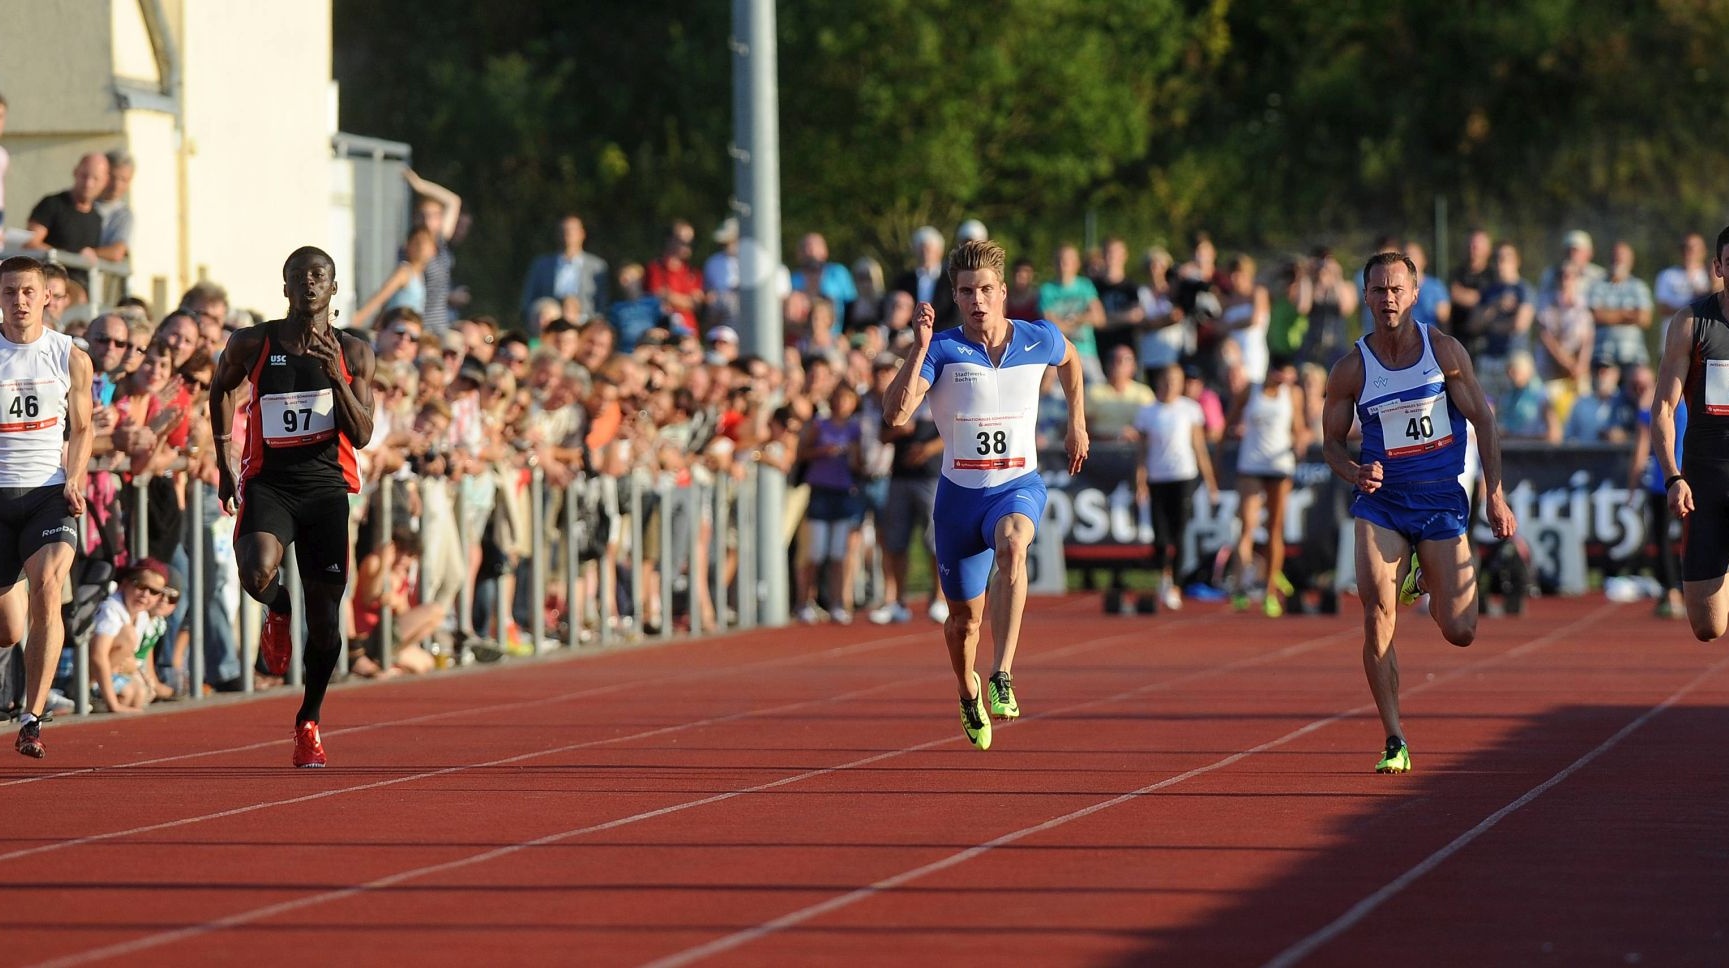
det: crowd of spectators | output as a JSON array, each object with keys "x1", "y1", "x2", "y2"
[{"x1": 7, "y1": 143, "x2": 1721, "y2": 712}]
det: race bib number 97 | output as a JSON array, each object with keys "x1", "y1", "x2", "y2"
[
  {"x1": 0, "y1": 378, "x2": 59, "y2": 433},
  {"x1": 1706, "y1": 360, "x2": 1729, "y2": 416},
  {"x1": 1375, "y1": 393, "x2": 1454, "y2": 458},
  {"x1": 260, "y1": 389, "x2": 336, "y2": 446}
]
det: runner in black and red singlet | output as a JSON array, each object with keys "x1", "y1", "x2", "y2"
[{"x1": 210, "y1": 246, "x2": 375, "y2": 767}]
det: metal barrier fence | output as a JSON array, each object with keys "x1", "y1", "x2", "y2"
[{"x1": 61, "y1": 464, "x2": 777, "y2": 714}]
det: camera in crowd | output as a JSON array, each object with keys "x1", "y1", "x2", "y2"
[{"x1": 1170, "y1": 274, "x2": 1222, "y2": 321}]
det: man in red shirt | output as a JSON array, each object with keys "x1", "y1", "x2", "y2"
[{"x1": 645, "y1": 231, "x2": 705, "y2": 335}]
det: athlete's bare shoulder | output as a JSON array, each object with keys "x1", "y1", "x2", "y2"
[
  {"x1": 225, "y1": 323, "x2": 271, "y2": 363},
  {"x1": 1324, "y1": 342, "x2": 1365, "y2": 398},
  {"x1": 1428, "y1": 329, "x2": 1472, "y2": 373},
  {"x1": 336, "y1": 328, "x2": 377, "y2": 380}
]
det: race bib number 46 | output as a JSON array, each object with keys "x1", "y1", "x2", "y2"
[
  {"x1": 952, "y1": 412, "x2": 1027, "y2": 471},
  {"x1": 260, "y1": 389, "x2": 336, "y2": 446},
  {"x1": 1375, "y1": 393, "x2": 1454, "y2": 458},
  {"x1": 1706, "y1": 360, "x2": 1729, "y2": 416},
  {"x1": 0, "y1": 378, "x2": 60, "y2": 433}
]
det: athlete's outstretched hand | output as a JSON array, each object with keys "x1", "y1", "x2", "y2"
[
  {"x1": 306, "y1": 326, "x2": 346, "y2": 381},
  {"x1": 1670, "y1": 477, "x2": 1695, "y2": 519},
  {"x1": 913, "y1": 302, "x2": 935, "y2": 350},
  {"x1": 1486, "y1": 489, "x2": 1517, "y2": 539},
  {"x1": 1065, "y1": 420, "x2": 1089, "y2": 475},
  {"x1": 1355, "y1": 460, "x2": 1384, "y2": 493}
]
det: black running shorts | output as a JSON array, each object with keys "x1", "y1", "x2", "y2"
[
  {"x1": 0, "y1": 484, "x2": 76, "y2": 587},
  {"x1": 236, "y1": 477, "x2": 352, "y2": 585},
  {"x1": 1682, "y1": 458, "x2": 1729, "y2": 583}
]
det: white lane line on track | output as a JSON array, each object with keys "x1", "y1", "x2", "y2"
[
  {"x1": 25, "y1": 620, "x2": 1351, "y2": 968},
  {"x1": 1260, "y1": 649, "x2": 1729, "y2": 968},
  {"x1": 0, "y1": 617, "x2": 1205, "y2": 865},
  {"x1": 0, "y1": 628, "x2": 942, "y2": 789},
  {"x1": 0, "y1": 596, "x2": 1177, "y2": 790},
  {"x1": 638, "y1": 602, "x2": 1624, "y2": 968}
]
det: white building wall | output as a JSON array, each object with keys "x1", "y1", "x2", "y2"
[
  {"x1": 0, "y1": 0, "x2": 338, "y2": 319},
  {"x1": 179, "y1": 0, "x2": 333, "y2": 316}
]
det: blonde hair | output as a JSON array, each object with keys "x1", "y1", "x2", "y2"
[{"x1": 947, "y1": 239, "x2": 1006, "y2": 283}]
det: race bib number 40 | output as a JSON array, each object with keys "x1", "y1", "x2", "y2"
[
  {"x1": 1706, "y1": 360, "x2": 1729, "y2": 416},
  {"x1": 1375, "y1": 393, "x2": 1454, "y2": 458},
  {"x1": 0, "y1": 378, "x2": 60, "y2": 433},
  {"x1": 260, "y1": 389, "x2": 336, "y2": 446},
  {"x1": 952, "y1": 412, "x2": 1027, "y2": 471}
]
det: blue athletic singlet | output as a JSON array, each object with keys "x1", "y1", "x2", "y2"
[
  {"x1": 922, "y1": 319, "x2": 1067, "y2": 600},
  {"x1": 1351, "y1": 323, "x2": 1470, "y2": 544},
  {"x1": 1354, "y1": 322, "x2": 1467, "y2": 484}
]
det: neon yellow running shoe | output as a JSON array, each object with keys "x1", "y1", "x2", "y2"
[
  {"x1": 1263, "y1": 594, "x2": 1284, "y2": 619},
  {"x1": 987, "y1": 670, "x2": 1019, "y2": 720},
  {"x1": 960, "y1": 672, "x2": 992, "y2": 750},
  {"x1": 1272, "y1": 571, "x2": 1295, "y2": 597},
  {"x1": 1375, "y1": 736, "x2": 1411, "y2": 773},
  {"x1": 1398, "y1": 553, "x2": 1424, "y2": 607}
]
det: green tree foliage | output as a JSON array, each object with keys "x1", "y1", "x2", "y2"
[{"x1": 334, "y1": 1, "x2": 1729, "y2": 324}]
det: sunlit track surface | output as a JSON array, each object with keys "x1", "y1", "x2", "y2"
[{"x1": 6, "y1": 595, "x2": 1726, "y2": 968}]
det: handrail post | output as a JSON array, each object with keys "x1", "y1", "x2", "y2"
[
  {"x1": 188, "y1": 479, "x2": 205, "y2": 701},
  {"x1": 530, "y1": 466, "x2": 547, "y2": 654}
]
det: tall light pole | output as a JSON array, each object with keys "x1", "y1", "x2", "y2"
[{"x1": 732, "y1": 0, "x2": 787, "y2": 625}]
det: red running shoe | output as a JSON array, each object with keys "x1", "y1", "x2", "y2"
[
  {"x1": 14, "y1": 720, "x2": 44, "y2": 759},
  {"x1": 260, "y1": 609, "x2": 292, "y2": 676},
  {"x1": 292, "y1": 720, "x2": 326, "y2": 768}
]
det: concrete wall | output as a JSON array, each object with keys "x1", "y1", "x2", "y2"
[
  {"x1": 179, "y1": 0, "x2": 334, "y2": 316},
  {"x1": 0, "y1": 0, "x2": 338, "y2": 318}
]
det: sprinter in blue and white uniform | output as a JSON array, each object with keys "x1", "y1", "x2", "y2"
[
  {"x1": 882, "y1": 239, "x2": 1090, "y2": 751},
  {"x1": 1322, "y1": 251, "x2": 1517, "y2": 774}
]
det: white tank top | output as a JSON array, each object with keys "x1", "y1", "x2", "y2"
[
  {"x1": 1237, "y1": 383, "x2": 1295, "y2": 477},
  {"x1": 0, "y1": 327, "x2": 73, "y2": 488},
  {"x1": 1224, "y1": 300, "x2": 1269, "y2": 385}
]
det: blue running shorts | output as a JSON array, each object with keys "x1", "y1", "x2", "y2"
[
  {"x1": 1351, "y1": 479, "x2": 1469, "y2": 545},
  {"x1": 932, "y1": 474, "x2": 1048, "y2": 602}
]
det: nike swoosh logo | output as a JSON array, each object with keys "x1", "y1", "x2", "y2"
[
  {"x1": 1024, "y1": 342, "x2": 1042, "y2": 352},
  {"x1": 1423, "y1": 368, "x2": 1440, "y2": 376}
]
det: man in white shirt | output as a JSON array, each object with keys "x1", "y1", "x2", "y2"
[{"x1": 0, "y1": 256, "x2": 95, "y2": 759}]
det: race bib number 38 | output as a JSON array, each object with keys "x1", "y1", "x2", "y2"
[
  {"x1": 0, "y1": 378, "x2": 60, "y2": 433},
  {"x1": 952, "y1": 412, "x2": 1027, "y2": 471},
  {"x1": 261, "y1": 389, "x2": 337, "y2": 446},
  {"x1": 1706, "y1": 360, "x2": 1729, "y2": 416},
  {"x1": 1375, "y1": 393, "x2": 1454, "y2": 458}
]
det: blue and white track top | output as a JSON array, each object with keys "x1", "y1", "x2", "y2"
[{"x1": 921, "y1": 319, "x2": 1067, "y2": 494}]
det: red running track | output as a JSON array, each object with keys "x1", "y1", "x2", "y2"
[{"x1": 4, "y1": 594, "x2": 1728, "y2": 967}]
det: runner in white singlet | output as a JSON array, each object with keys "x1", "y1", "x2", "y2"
[{"x1": 0, "y1": 256, "x2": 95, "y2": 759}]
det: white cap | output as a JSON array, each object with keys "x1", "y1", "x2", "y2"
[{"x1": 706, "y1": 325, "x2": 739, "y2": 344}]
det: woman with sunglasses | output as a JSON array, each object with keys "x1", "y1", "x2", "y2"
[{"x1": 90, "y1": 559, "x2": 170, "y2": 714}]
